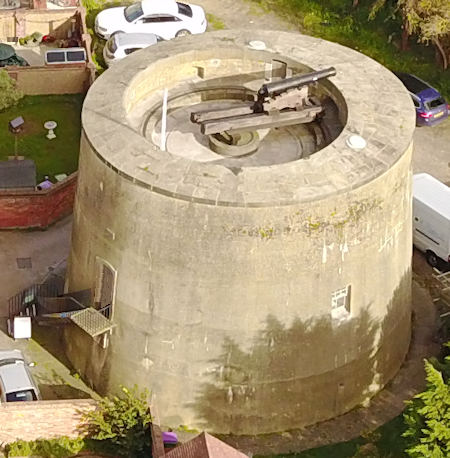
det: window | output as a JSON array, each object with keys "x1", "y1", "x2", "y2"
[
  {"x1": 107, "y1": 38, "x2": 118, "y2": 54},
  {"x1": 177, "y1": 2, "x2": 192, "y2": 17},
  {"x1": 425, "y1": 97, "x2": 445, "y2": 110},
  {"x1": 45, "y1": 48, "x2": 86, "y2": 65},
  {"x1": 124, "y1": 47, "x2": 141, "y2": 55},
  {"x1": 331, "y1": 285, "x2": 351, "y2": 319},
  {"x1": 124, "y1": 2, "x2": 143, "y2": 22},
  {"x1": 94, "y1": 259, "x2": 117, "y2": 320},
  {"x1": 6, "y1": 389, "x2": 37, "y2": 402},
  {"x1": 141, "y1": 15, "x2": 180, "y2": 23},
  {"x1": 411, "y1": 97, "x2": 420, "y2": 108}
]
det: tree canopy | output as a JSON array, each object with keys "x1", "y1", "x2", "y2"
[
  {"x1": 398, "y1": 0, "x2": 450, "y2": 68},
  {"x1": 0, "y1": 70, "x2": 23, "y2": 112},
  {"x1": 403, "y1": 354, "x2": 450, "y2": 457}
]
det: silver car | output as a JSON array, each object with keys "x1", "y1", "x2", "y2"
[
  {"x1": 0, "y1": 350, "x2": 41, "y2": 402},
  {"x1": 103, "y1": 32, "x2": 161, "y2": 67}
]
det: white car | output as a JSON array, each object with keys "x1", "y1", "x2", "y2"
[
  {"x1": 103, "y1": 32, "x2": 161, "y2": 67},
  {"x1": 0, "y1": 350, "x2": 41, "y2": 402},
  {"x1": 95, "y1": 0, "x2": 207, "y2": 40}
]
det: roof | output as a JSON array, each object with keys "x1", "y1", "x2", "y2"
[
  {"x1": 413, "y1": 173, "x2": 450, "y2": 220},
  {"x1": 394, "y1": 72, "x2": 429, "y2": 95},
  {"x1": 82, "y1": 30, "x2": 416, "y2": 208},
  {"x1": 0, "y1": 159, "x2": 36, "y2": 189},
  {"x1": 141, "y1": 0, "x2": 177, "y2": 15},
  {"x1": 165, "y1": 432, "x2": 248, "y2": 458},
  {"x1": 0, "y1": 360, "x2": 33, "y2": 393},
  {"x1": 115, "y1": 32, "x2": 158, "y2": 47}
]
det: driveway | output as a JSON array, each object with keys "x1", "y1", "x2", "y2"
[{"x1": 413, "y1": 118, "x2": 450, "y2": 185}]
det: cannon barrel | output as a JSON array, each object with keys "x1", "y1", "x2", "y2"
[{"x1": 258, "y1": 67, "x2": 336, "y2": 98}]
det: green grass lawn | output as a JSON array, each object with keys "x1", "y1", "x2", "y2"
[{"x1": 0, "y1": 94, "x2": 83, "y2": 183}]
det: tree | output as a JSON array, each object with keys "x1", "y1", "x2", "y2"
[
  {"x1": 0, "y1": 70, "x2": 23, "y2": 112},
  {"x1": 398, "y1": 0, "x2": 450, "y2": 69},
  {"x1": 80, "y1": 385, "x2": 152, "y2": 457},
  {"x1": 403, "y1": 358, "x2": 450, "y2": 457}
]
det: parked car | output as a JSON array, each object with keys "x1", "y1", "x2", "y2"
[
  {"x1": 0, "y1": 43, "x2": 29, "y2": 67},
  {"x1": 0, "y1": 350, "x2": 41, "y2": 402},
  {"x1": 95, "y1": 0, "x2": 207, "y2": 40},
  {"x1": 413, "y1": 173, "x2": 450, "y2": 268},
  {"x1": 394, "y1": 71, "x2": 449, "y2": 126},
  {"x1": 103, "y1": 32, "x2": 162, "y2": 67}
]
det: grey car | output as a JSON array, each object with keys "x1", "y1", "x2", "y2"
[{"x1": 0, "y1": 350, "x2": 41, "y2": 402}]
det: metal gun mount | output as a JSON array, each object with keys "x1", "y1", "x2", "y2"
[{"x1": 191, "y1": 67, "x2": 336, "y2": 136}]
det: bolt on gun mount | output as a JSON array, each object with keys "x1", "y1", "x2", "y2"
[{"x1": 191, "y1": 67, "x2": 336, "y2": 136}]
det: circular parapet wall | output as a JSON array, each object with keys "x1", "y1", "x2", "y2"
[{"x1": 67, "y1": 30, "x2": 415, "y2": 434}]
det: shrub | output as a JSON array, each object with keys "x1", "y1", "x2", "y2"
[
  {"x1": 0, "y1": 70, "x2": 23, "y2": 112},
  {"x1": 80, "y1": 385, "x2": 152, "y2": 457},
  {"x1": 5, "y1": 437, "x2": 85, "y2": 457}
]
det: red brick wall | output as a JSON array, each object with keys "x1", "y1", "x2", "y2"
[
  {"x1": 0, "y1": 399, "x2": 96, "y2": 444},
  {"x1": 0, "y1": 172, "x2": 77, "y2": 229}
]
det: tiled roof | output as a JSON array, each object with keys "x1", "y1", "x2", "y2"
[{"x1": 165, "y1": 432, "x2": 248, "y2": 458}]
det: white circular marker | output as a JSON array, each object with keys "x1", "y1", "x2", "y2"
[
  {"x1": 248, "y1": 40, "x2": 266, "y2": 50},
  {"x1": 346, "y1": 134, "x2": 366, "y2": 150}
]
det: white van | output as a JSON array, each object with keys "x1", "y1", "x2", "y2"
[
  {"x1": 103, "y1": 32, "x2": 161, "y2": 67},
  {"x1": 413, "y1": 173, "x2": 450, "y2": 267}
]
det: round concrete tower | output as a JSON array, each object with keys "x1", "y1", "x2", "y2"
[{"x1": 66, "y1": 30, "x2": 415, "y2": 434}]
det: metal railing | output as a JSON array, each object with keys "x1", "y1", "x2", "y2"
[{"x1": 8, "y1": 279, "x2": 64, "y2": 322}]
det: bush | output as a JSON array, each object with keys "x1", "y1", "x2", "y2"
[
  {"x1": 0, "y1": 70, "x2": 23, "y2": 112},
  {"x1": 80, "y1": 385, "x2": 152, "y2": 457},
  {"x1": 5, "y1": 437, "x2": 85, "y2": 457}
]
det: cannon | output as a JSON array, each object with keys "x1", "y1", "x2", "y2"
[{"x1": 191, "y1": 66, "x2": 336, "y2": 136}]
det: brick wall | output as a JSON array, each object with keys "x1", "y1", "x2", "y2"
[
  {"x1": 0, "y1": 399, "x2": 96, "y2": 444},
  {"x1": 0, "y1": 172, "x2": 77, "y2": 229}
]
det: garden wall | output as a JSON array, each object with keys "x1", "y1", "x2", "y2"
[
  {"x1": 0, "y1": 399, "x2": 96, "y2": 444},
  {"x1": 0, "y1": 8, "x2": 77, "y2": 41},
  {"x1": 7, "y1": 65, "x2": 91, "y2": 95},
  {"x1": 0, "y1": 172, "x2": 77, "y2": 229}
]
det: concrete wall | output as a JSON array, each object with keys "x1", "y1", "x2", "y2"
[
  {"x1": 0, "y1": 399, "x2": 95, "y2": 444},
  {"x1": 0, "y1": 173, "x2": 77, "y2": 229},
  {"x1": 66, "y1": 134, "x2": 413, "y2": 434},
  {"x1": 66, "y1": 30, "x2": 416, "y2": 435}
]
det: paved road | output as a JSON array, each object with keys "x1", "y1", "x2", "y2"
[{"x1": 412, "y1": 118, "x2": 450, "y2": 185}]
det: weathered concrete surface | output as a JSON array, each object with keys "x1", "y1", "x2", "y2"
[
  {"x1": 67, "y1": 30, "x2": 416, "y2": 434},
  {"x1": 169, "y1": 278, "x2": 440, "y2": 455}
]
